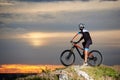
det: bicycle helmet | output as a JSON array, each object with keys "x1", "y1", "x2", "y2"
[{"x1": 79, "y1": 23, "x2": 85, "y2": 30}]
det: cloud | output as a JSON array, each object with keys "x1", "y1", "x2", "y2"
[
  {"x1": 91, "y1": 30, "x2": 120, "y2": 47},
  {"x1": 3, "y1": 0, "x2": 119, "y2": 3},
  {"x1": 0, "y1": 27, "x2": 27, "y2": 39},
  {"x1": 0, "y1": 0, "x2": 120, "y2": 23},
  {"x1": 0, "y1": 0, "x2": 14, "y2": 6},
  {"x1": 0, "y1": 27, "x2": 74, "y2": 39},
  {"x1": 0, "y1": 0, "x2": 120, "y2": 33},
  {"x1": 0, "y1": 0, "x2": 120, "y2": 14}
]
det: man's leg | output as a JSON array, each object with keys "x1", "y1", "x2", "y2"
[
  {"x1": 84, "y1": 48, "x2": 89, "y2": 63},
  {"x1": 82, "y1": 42, "x2": 89, "y2": 66},
  {"x1": 82, "y1": 40, "x2": 92, "y2": 66}
]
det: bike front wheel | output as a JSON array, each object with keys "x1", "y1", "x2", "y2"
[
  {"x1": 88, "y1": 50, "x2": 103, "y2": 66},
  {"x1": 60, "y1": 50, "x2": 75, "y2": 66}
]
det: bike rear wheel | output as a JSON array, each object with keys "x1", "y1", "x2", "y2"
[
  {"x1": 88, "y1": 50, "x2": 103, "y2": 66},
  {"x1": 60, "y1": 50, "x2": 75, "y2": 66}
]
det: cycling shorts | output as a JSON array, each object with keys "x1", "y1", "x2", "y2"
[{"x1": 82, "y1": 40, "x2": 92, "y2": 51}]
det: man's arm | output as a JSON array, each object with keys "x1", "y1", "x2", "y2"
[
  {"x1": 71, "y1": 33, "x2": 79, "y2": 42},
  {"x1": 75, "y1": 32, "x2": 83, "y2": 43},
  {"x1": 71, "y1": 32, "x2": 83, "y2": 43}
]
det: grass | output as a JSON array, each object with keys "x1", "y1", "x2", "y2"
[{"x1": 81, "y1": 65, "x2": 120, "y2": 80}]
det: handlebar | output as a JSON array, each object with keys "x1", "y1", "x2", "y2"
[{"x1": 70, "y1": 41, "x2": 78, "y2": 44}]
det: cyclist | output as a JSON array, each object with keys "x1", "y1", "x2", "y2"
[{"x1": 71, "y1": 23, "x2": 92, "y2": 66}]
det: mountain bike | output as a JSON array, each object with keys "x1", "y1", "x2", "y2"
[{"x1": 60, "y1": 41, "x2": 103, "y2": 66}]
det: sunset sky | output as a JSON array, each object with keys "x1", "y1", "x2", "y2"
[{"x1": 0, "y1": 0, "x2": 120, "y2": 66}]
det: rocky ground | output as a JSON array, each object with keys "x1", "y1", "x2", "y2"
[{"x1": 16, "y1": 65, "x2": 120, "y2": 80}]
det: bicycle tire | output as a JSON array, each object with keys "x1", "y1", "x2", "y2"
[
  {"x1": 60, "y1": 50, "x2": 75, "y2": 66},
  {"x1": 88, "y1": 50, "x2": 103, "y2": 66}
]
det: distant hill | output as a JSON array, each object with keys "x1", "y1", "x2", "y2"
[{"x1": 16, "y1": 65, "x2": 120, "y2": 80}]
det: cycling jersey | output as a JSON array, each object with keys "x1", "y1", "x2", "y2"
[{"x1": 78, "y1": 29, "x2": 92, "y2": 49}]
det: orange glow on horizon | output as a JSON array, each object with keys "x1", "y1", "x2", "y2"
[{"x1": 0, "y1": 64, "x2": 64, "y2": 73}]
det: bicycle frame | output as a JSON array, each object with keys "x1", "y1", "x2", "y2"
[{"x1": 70, "y1": 43, "x2": 84, "y2": 59}]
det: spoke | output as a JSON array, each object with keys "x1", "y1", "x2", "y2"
[{"x1": 60, "y1": 50, "x2": 75, "y2": 66}]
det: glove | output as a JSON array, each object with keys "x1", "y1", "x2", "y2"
[{"x1": 70, "y1": 40, "x2": 73, "y2": 43}]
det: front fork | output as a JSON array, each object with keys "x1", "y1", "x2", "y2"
[
  {"x1": 66, "y1": 47, "x2": 74, "y2": 59},
  {"x1": 70, "y1": 46, "x2": 74, "y2": 52}
]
